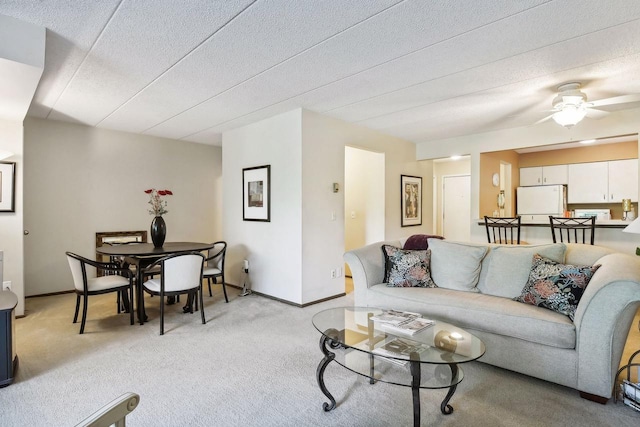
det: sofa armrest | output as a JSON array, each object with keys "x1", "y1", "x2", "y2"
[
  {"x1": 344, "y1": 240, "x2": 400, "y2": 306},
  {"x1": 573, "y1": 253, "x2": 640, "y2": 398}
]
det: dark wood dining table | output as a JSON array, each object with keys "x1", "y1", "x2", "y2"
[{"x1": 96, "y1": 242, "x2": 215, "y2": 324}]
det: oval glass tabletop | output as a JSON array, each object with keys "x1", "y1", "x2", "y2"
[{"x1": 312, "y1": 306, "x2": 486, "y2": 389}]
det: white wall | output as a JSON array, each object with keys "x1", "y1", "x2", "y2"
[
  {"x1": 0, "y1": 119, "x2": 25, "y2": 315},
  {"x1": 222, "y1": 110, "x2": 303, "y2": 303},
  {"x1": 23, "y1": 118, "x2": 222, "y2": 296},
  {"x1": 0, "y1": 15, "x2": 45, "y2": 122},
  {"x1": 302, "y1": 110, "x2": 434, "y2": 304},
  {"x1": 416, "y1": 107, "x2": 640, "y2": 161},
  {"x1": 223, "y1": 109, "x2": 434, "y2": 305}
]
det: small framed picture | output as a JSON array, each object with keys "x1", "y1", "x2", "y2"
[
  {"x1": 0, "y1": 162, "x2": 16, "y2": 213},
  {"x1": 401, "y1": 175, "x2": 422, "y2": 227},
  {"x1": 243, "y1": 165, "x2": 271, "y2": 222}
]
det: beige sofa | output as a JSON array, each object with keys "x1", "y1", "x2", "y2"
[{"x1": 344, "y1": 238, "x2": 640, "y2": 402}]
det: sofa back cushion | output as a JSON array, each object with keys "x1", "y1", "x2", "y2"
[
  {"x1": 477, "y1": 243, "x2": 566, "y2": 298},
  {"x1": 428, "y1": 239, "x2": 489, "y2": 292},
  {"x1": 564, "y1": 243, "x2": 614, "y2": 266}
]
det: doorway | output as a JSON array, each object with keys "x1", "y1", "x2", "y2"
[
  {"x1": 344, "y1": 147, "x2": 385, "y2": 290},
  {"x1": 500, "y1": 162, "x2": 513, "y2": 216},
  {"x1": 443, "y1": 175, "x2": 471, "y2": 241}
]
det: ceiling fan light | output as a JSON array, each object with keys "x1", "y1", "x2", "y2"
[{"x1": 552, "y1": 105, "x2": 587, "y2": 128}]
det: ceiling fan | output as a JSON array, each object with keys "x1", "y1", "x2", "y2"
[{"x1": 536, "y1": 82, "x2": 640, "y2": 128}]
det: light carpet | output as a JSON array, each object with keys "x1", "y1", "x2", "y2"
[{"x1": 1, "y1": 286, "x2": 639, "y2": 426}]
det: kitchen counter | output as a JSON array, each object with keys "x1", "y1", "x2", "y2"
[
  {"x1": 477, "y1": 218, "x2": 632, "y2": 228},
  {"x1": 474, "y1": 218, "x2": 639, "y2": 254}
]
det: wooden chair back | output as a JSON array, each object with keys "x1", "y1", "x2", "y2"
[
  {"x1": 484, "y1": 216, "x2": 521, "y2": 244},
  {"x1": 549, "y1": 216, "x2": 596, "y2": 245}
]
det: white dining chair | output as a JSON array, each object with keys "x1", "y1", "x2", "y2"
[
  {"x1": 66, "y1": 252, "x2": 135, "y2": 334},
  {"x1": 141, "y1": 252, "x2": 205, "y2": 335},
  {"x1": 203, "y1": 241, "x2": 228, "y2": 303}
]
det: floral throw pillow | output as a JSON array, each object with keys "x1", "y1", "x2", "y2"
[
  {"x1": 514, "y1": 254, "x2": 601, "y2": 320},
  {"x1": 381, "y1": 245, "x2": 438, "y2": 288}
]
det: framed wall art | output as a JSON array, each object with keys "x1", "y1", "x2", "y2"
[
  {"x1": 401, "y1": 174, "x2": 421, "y2": 227},
  {"x1": 0, "y1": 162, "x2": 16, "y2": 213},
  {"x1": 243, "y1": 165, "x2": 271, "y2": 222}
]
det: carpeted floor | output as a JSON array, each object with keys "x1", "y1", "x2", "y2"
[{"x1": 1, "y1": 283, "x2": 639, "y2": 426}]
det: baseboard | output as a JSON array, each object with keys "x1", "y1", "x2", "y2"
[
  {"x1": 26, "y1": 289, "x2": 74, "y2": 298},
  {"x1": 579, "y1": 391, "x2": 609, "y2": 404},
  {"x1": 25, "y1": 283, "x2": 345, "y2": 308},
  {"x1": 233, "y1": 287, "x2": 344, "y2": 308}
]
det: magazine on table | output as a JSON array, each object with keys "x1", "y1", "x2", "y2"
[
  {"x1": 372, "y1": 337, "x2": 431, "y2": 366},
  {"x1": 623, "y1": 397, "x2": 640, "y2": 412},
  {"x1": 370, "y1": 309, "x2": 434, "y2": 335},
  {"x1": 622, "y1": 380, "x2": 640, "y2": 405},
  {"x1": 378, "y1": 317, "x2": 435, "y2": 335},
  {"x1": 370, "y1": 309, "x2": 421, "y2": 325}
]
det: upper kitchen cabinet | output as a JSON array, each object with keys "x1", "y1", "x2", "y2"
[
  {"x1": 568, "y1": 162, "x2": 609, "y2": 203},
  {"x1": 608, "y1": 159, "x2": 638, "y2": 203},
  {"x1": 568, "y1": 160, "x2": 638, "y2": 203},
  {"x1": 520, "y1": 165, "x2": 568, "y2": 186}
]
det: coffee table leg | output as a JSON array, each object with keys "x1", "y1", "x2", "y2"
[
  {"x1": 410, "y1": 359, "x2": 421, "y2": 427},
  {"x1": 316, "y1": 330, "x2": 340, "y2": 411},
  {"x1": 440, "y1": 363, "x2": 458, "y2": 415}
]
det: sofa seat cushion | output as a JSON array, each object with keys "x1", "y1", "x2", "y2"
[{"x1": 366, "y1": 284, "x2": 576, "y2": 349}]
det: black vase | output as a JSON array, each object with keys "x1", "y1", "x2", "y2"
[{"x1": 150, "y1": 216, "x2": 166, "y2": 248}]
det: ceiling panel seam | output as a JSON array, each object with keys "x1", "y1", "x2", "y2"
[
  {"x1": 370, "y1": 52, "x2": 640, "y2": 133},
  {"x1": 141, "y1": 0, "x2": 408, "y2": 136},
  {"x1": 175, "y1": 0, "x2": 560, "y2": 140},
  {"x1": 181, "y1": 33, "x2": 640, "y2": 141},
  {"x1": 348, "y1": 19, "x2": 640, "y2": 125},
  {"x1": 95, "y1": 0, "x2": 259, "y2": 128},
  {"x1": 324, "y1": 16, "x2": 640, "y2": 116},
  {"x1": 44, "y1": 0, "x2": 125, "y2": 120}
]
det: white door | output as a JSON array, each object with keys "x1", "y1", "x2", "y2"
[{"x1": 443, "y1": 175, "x2": 471, "y2": 241}]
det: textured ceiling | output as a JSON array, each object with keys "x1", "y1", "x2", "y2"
[{"x1": 2, "y1": 0, "x2": 640, "y2": 146}]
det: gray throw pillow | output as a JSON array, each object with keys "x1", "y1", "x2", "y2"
[
  {"x1": 428, "y1": 239, "x2": 489, "y2": 292},
  {"x1": 480, "y1": 243, "x2": 566, "y2": 298}
]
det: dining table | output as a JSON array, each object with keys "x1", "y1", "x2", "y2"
[{"x1": 95, "y1": 242, "x2": 215, "y2": 324}]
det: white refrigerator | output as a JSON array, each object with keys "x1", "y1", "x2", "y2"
[{"x1": 517, "y1": 185, "x2": 567, "y2": 222}]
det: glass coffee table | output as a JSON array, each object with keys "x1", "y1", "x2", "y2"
[{"x1": 312, "y1": 307, "x2": 485, "y2": 426}]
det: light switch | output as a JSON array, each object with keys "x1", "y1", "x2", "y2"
[
  {"x1": 351, "y1": 211, "x2": 356, "y2": 219},
  {"x1": 331, "y1": 211, "x2": 336, "y2": 221}
]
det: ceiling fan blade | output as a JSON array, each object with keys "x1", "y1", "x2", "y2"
[
  {"x1": 534, "y1": 114, "x2": 554, "y2": 125},
  {"x1": 590, "y1": 94, "x2": 640, "y2": 107},
  {"x1": 585, "y1": 108, "x2": 609, "y2": 119}
]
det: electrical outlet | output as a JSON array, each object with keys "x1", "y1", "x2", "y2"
[
  {"x1": 330, "y1": 269, "x2": 337, "y2": 279},
  {"x1": 2, "y1": 281, "x2": 11, "y2": 291}
]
